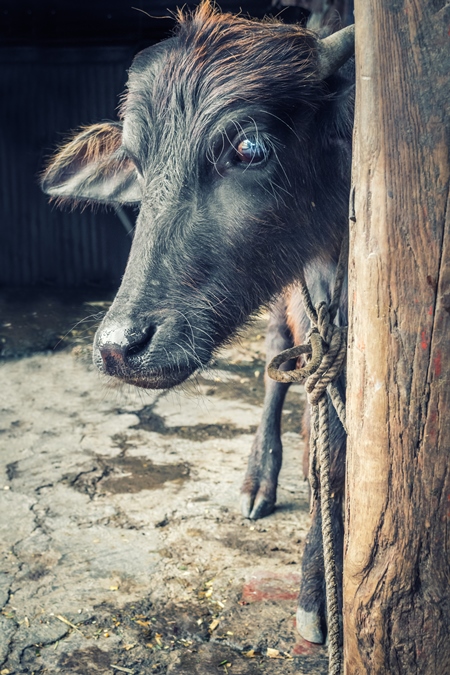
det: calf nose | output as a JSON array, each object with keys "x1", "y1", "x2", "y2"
[
  {"x1": 99, "y1": 344, "x2": 127, "y2": 374},
  {"x1": 97, "y1": 324, "x2": 156, "y2": 376}
]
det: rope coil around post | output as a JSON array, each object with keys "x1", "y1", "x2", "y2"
[{"x1": 267, "y1": 236, "x2": 348, "y2": 675}]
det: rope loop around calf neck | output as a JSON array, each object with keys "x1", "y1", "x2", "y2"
[{"x1": 267, "y1": 234, "x2": 349, "y2": 675}]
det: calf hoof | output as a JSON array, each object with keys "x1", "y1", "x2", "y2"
[
  {"x1": 296, "y1": 607, "x2": 325, "y2": 644},
  {"x1": 240, "y1": 482, "x2": 276, "y2": 520}
]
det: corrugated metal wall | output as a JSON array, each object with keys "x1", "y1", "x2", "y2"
[{"x1": 0, "y1": 47, "x2": 135, "y2": 288}]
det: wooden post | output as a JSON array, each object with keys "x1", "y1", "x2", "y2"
[{"x1": 344, "y1": 2, "x2": 450, "y2": 673}]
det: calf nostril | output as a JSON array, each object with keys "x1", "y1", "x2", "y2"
[
  {"x1": 97, "y1": 324, "x2": 157, "y2": 375},
  {"x1": 126, "y1": 325, "x2": 157, "y2": 358},
  {"x1": 100, "y1": 345, "x2": 127, "y2": 374}
]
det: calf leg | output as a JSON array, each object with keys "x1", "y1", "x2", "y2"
[
  {"x1": 297, "y1": 389, "x2": 346, "y2": 644},
  {"x1": 297, "y1": 493, "x2": 344, "y2": 643},
  {"x1": 241, "y1": 298, "x2": 294, "y2": 520}
]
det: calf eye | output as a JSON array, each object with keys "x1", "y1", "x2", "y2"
[{"x1": 236, "y1": 137, "x2": 268, "y2": 165}]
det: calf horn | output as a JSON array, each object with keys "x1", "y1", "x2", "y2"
[{"x1": 316, "y1": 24, "x2": 355, "y2": 80}]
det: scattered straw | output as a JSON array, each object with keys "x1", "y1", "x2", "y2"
[{"x1": 55, "y1": 615, "x2": 83, "y2": 634}]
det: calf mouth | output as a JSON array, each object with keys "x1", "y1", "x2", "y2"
[
  {"x1": 92, "y1": 319, "x2": 207, "y2": 390},
  {"x1": 100, "y1": 362, "x2": 197, "y2": 390},
  {"x1": 92, "y1": 347, "x2": 199, "y2": 389}
]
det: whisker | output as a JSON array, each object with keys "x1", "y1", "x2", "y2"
[{"x1": 53, "y1": 312, "x2": 105, "y2": 350}]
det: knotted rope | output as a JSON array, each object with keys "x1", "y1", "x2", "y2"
[{"x1": 267, "y1": 235, "x2": 348, "y2": 675}]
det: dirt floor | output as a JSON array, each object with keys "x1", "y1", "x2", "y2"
[{"x1": 0, "y1": 290, "x2": 327, "y2": 675}]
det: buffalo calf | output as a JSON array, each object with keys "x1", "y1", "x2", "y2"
[{"x1": 42, "y1": 1, "x2": 354, "y2": 644}]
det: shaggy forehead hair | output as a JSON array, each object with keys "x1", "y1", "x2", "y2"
[{"x1": 121, "y1": 1, "x2": 324, "y2": 163}]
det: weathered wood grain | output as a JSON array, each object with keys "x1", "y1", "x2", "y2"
[{"x1": 345, "y1": 1, "x2": 450, "y2": 672}]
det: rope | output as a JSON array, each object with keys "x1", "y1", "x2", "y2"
[{"x1": 267, "y1": 235, "x2": 348, "y2": 675}]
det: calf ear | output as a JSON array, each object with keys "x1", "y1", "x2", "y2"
[{"x1": 41, "y1": 122, "x2": 141, "y2": 205}]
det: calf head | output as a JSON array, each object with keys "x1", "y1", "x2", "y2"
[{"x1": 42, "y1": 1, "x2": 354, "y2": 389}]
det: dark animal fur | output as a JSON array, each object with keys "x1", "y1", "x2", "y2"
[{"x1": 42, "y1": 0, "x2": 354, "y2": 644}]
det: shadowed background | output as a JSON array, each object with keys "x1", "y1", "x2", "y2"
[
  {"x1": 0, "y1": 0, "x2": 353, "y2": 289},
  {"x1": 0, "y1": 0, "x2": 311, "y2": 289}
]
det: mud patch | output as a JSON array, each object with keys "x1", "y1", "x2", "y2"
[
  {"x1": 218, "y1": 533, "x2": 300, "y2": 560},
  {"x1": 219, "y1": 534, "x2": 279, "y2": 558},
  {"x1": 167, "y1": 644, "x2": 268, "y2": 675},
  {"x1": 97, "y1": 597, "x2": 212, "y2": 644},
  {"x1": 57, "y1": 645, "x2": 112, "y2": 673},
  {"x1": 66, "y1": 455, "x2": 190, "y2": 496},
  {"x1": 101, "y1": 456, "x2": 190, "y2": 494},
  {"x1": 23, "y1": 563, "x2": 50, "y2": 581},
  {"x1": 135, "y1": 404, "x2": 257, "y2": 441}
]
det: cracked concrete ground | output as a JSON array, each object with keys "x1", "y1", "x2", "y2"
[{"x1": 0, "y1": 292, "x2": 327, "y2": 674}]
